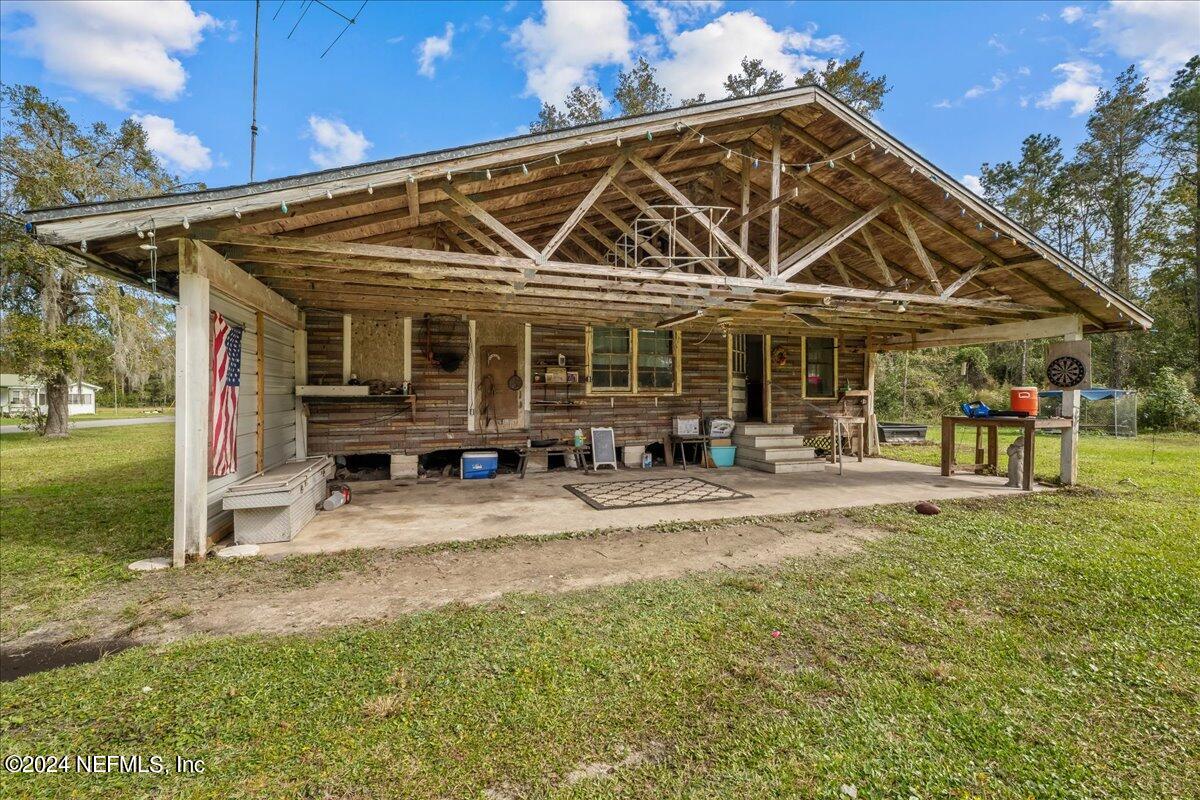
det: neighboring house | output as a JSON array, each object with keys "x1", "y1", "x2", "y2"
[
  {"x1": 0, "y1": 374, "x2": 100, "y2": 416},
  {"x1": 23, "y1": 86, "x2": 1152, "y2": 566}
]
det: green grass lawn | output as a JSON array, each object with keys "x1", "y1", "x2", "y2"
[
  {"x1": 0, "y1": 407, "x2": 170, "y2": 425},
  {"x1": 1, "y1": 427, "x2": 1197, "y2": 798}
]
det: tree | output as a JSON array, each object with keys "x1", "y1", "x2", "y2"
[
  {"x1": 614, "y1": 57, "x2": 672, "y2": 117},
  {"x1": 0, "y1": 84, "x2": 178, "y2": 436},
  {"x1": 1159, "y1": 56, "x2": 1200, "y2": 376},
  {"x1": 1073, "y1": 67, "x2": 1163, "y2": 387},
  {"x1": 979, "y1": 134, "x2": 1069, "y2": 382},
  {"x1": 797, "y1": 52, "x2": 890, "y2": 116},
  {"x1": 723, "y1": 57, "x2": 784, "y2": 98},
  {"x1": 528, "y1": 85, "x2": 604, "y2": 133}
]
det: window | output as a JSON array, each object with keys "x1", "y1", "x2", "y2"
[
  {"x1": 637, "y1": 329, "x2": 674, "y2": 390},
  {"x1": 587, "y1": 327, "x2": 680, "y2": 394},
  {"x1": 69, "y1": 393, "x2": 85, "y2": 404},
  {"x1": 731, "y1": 334, "x2": 747, "y2": 376},
  {"x1": 803, "y1": 337, "x2": 837, "y2": 398},
  {"x1": 590, "y1": 327, "x2": 631, "y2": 390}
]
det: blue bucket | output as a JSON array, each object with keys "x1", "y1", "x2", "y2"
[{"x1": 708, "y1": 445, "x2": 737, "y2": 467}]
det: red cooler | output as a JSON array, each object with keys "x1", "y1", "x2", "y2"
[{"x1": 1010, "y1": 386, "x2": 1039, "y2": 416}]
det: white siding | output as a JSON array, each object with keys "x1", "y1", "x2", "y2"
[{"x1": 205, "y1": 291, "x2": 297, "y2": 538}]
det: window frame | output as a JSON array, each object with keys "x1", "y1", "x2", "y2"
[
  {"x1": 586, "y1": 326, "x2": 682, "y2": 396},
  {"x1": 801, "y1": 335, "x2": 839, "y2": 399}
]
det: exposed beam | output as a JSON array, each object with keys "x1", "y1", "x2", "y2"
[
  {"x1": 877, "y1": 315, "x2": 1084, "y2": 351},
  {"x1": 769, "y1": 121, "x2": 782, "y2": 275},
  {"x1": 440, "y1": 207, "x2": 511, "y2": 257},
  {"x1": 777, "y1": 199, "x2": 890, "y2": 280},
  {"x1": 406, "y1": 179, "x2": 421, "y2": 222},
  {"x1": 893, "y1": 203, "x2": 944, "y2": 293},
  {"x1": 178, "y1": 239, "x2": 300, "y2": 328},
  {"x1": 539, "y1": 154, "x2": 627, "y2": 260},
  {"x1": 739, "y1": 142, "x2": 752, "y2": 278},
  {"x1": 442, "y1": 182, "x2": 542, "y2": 260},
  {"x1": 860, "y1": 227, "x2": 894, "y2": 286},
  {"x1": 940, "y1": 262, "x2": 985, "y2": 299},
  {"x1": 627, "y1": 151, "x2": 770, "y2": 279},
  {"x1": 610, "y1": 178, "x2": 725, "y2": 276}
]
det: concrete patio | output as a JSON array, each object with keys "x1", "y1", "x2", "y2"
[{"x1": 255, "y1": 457, "x2": 1039, "y2": 557}]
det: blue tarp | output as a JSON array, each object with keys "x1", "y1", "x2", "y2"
[{"x1": 1038, "y1": 388, "x2": 1131, "y2": 401}]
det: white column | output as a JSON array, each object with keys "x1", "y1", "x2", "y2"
[
  {"x1": 293, "y1": 311, "x2": 307, "y2": 460},
  {"x1": 1059, "y1": 321, "x2": 1084, "y2": 485},
  {"x1": 172, "y1": 271, "x2": 210, "y2": 567}
]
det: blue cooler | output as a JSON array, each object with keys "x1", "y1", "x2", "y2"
[{"x1": 461, "y1": 451, "x2": 498, "y2": 480}]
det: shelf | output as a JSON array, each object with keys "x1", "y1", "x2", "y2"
[{"x1": 298, "y1": 393, "x2": 417, "y2": 421}]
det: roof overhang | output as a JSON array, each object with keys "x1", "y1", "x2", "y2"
[{"x1": 24, "y1": 86, "x2": 1151, "y2": 340}]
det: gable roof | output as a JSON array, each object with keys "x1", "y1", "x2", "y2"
[{"x1": 24, "y1": 86, "x2": 1150, "y2": 337}]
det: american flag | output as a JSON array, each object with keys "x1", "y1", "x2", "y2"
[{"x1": 209, "y1": 312, "x2": 243, "y2": 477}]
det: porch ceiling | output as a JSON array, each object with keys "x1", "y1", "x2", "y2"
[{"x1": 25, "y1": 87, "x2": 1151, "y2": 341}]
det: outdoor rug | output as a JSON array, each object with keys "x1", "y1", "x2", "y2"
[{"x1": 564, "y1": 477, "x2": 752, "y2": 510}]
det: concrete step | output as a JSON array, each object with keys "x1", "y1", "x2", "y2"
[
  {"x1": 734, "y1": 423, "x2": 795, "y2": 436},
  {"x1": 736, "y1": 445, "x2": 818, "y2": 462},
  {"x1": 733, "y1": 434, "x2": 810, "y2": 449},
  {"x1": 735, "y1": 455, "x2": 828, "y2": 474}
]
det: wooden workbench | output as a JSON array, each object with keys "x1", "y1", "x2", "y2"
[{"x1": 940, "y1": 415, "x2": 1073, "y2": 491}]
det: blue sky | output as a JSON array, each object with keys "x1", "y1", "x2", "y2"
[{"x1": 2, "y1": 1, "x2": 1196, "y2": 194}]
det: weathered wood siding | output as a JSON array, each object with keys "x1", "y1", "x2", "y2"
[{"x1": 303, "y1": 312, "x2": 865, "y2": 455}]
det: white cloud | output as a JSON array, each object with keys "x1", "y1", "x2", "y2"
[
  {"x1": 417, "y1": 22, "x2": 455, "y2": 78},
  {"x1": 936, "y1": 70, "x2": 1011, "y2": 108},
  {"x1": 132, "y1": 114, "x2": 212, "y2": 172},
  {"x1": 5, "y1": 0, "x2": 216, "y2": 108},
  {"x1": 510, "y1": 1, "x2": 634, "y2": 105},
  {"x1": 1060, "y1": 5, "x2": 1085, "y2": 23},
  {"x1": 1093, "y1": 0, "x2": 1199, "y2": 93},
  {"x1": 961, "y1": 174, "x2": 985, "y2": 196},
  {"x1": 986, "y1": 34, "x2": 1010, "y2": 54},
  {"x1": 652, "y1": 11, "x2": 844, "y2": 102},
  {"x1": 306, "y1": 115, "x2": 372, "y2": 169},
  {"x1": 640, "y1": 0, "x2": 723, "y2": 38},
  {"x1": 1036, "y1": 60, "x2": 1102, "y2": 115}
]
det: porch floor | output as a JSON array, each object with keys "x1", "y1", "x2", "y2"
[{"x1": 255, "y1": 458, "x2": 1039, "y2": 558}]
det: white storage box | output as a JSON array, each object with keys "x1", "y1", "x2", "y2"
[
  {"x1": 223, "y1": 456, "x2": 334, "y2": 544},
  {"x1": 621, "y1": 445, "x2": 645, "y2": 468},
  {"x1": 672, "y1": 415, "x2": 701, "y2": 436}
]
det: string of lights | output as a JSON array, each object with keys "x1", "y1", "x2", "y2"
[{"x1": 95, "y1": 115, "x2": 1130, "y2": 319}]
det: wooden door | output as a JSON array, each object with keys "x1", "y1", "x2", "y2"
[{"x1": 479, "y1": 344, "x2": 519, "y2": 427}]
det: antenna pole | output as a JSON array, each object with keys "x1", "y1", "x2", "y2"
[{"x1": 250, "y1": 0, "x2": 261, "y2": 182}]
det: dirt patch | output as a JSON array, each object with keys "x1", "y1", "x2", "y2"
[{"x1": 9, "y1": 516, "x2": 886, "y2": 659}]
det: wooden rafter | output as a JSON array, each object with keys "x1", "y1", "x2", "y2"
[
  {"x1": 893, "y1": 203, "x2": 944, "y2": 293},
  {"x1": 442, "y1": 182, "x2": 541, "y2": 260},
  {"x1": 539, "y1": 154, "x2": 627, "y2": 260},
  {"x1": 777, "y1": 199, "x2": 890, "y2": 280},
  {"x1": 610, "y1": 178, "x2": 725, "y2": 276},
  {"x1": 859, "y1": 227, "x2": 894, "y2": 287},
  {"x1": 626, "y1": 152, "x2": 770, "y2": 279}
]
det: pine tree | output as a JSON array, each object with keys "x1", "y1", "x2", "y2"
[
  {"x1": 614, "y1": 57, "x2": 672, "y2": 117},
  {"x1": 796, "y1": 52, "x2": 890, "y2": 116},
  {"x1": 723, "y1": 57, "x2": 785, "y2": 98}
]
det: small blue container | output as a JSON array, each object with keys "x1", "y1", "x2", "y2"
[
  {"x1": 708, "y1": 445, "x2": 737, "y2": 467},
  {"x1": 461, "y1": 451, "x2": 498, "y2": 479}
]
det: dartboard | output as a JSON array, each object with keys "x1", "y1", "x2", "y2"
[{"x1": 1047, "y1": 355, "x2": 1086, "y2": 388}]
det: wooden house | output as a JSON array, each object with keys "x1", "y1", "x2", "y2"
[{"x1": 23, "y1": 87, "x2": 1152, "y2": 565}]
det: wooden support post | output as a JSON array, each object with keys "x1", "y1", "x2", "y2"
[
  {"x1": 769, "y1": 122, "x2": 782, "y2": 275},
  {"x1": 255, "y1": 311, "x2": 265, "y2": 472},
  {"x1": 865, "y1": 346, "x2": 879, "y2": 456},
  {"x1": 294, "y1": 312, "x2": 307, "y2": 460},
  {"x1": 739, "y1": 143, "x2": 751, "y2": 278},
  {"x1": 172, "y1": 270, "x2": 210, "y2": 567},
  {"x1": 763, "y1": 333, "x2": 773, "y2": 424},
  {"x1": 341, "y1": 314, "x2": 352, "y2": 383},
  {"x1": 403, "y1": 317, "x2": 412, "y2": 383},
  {"x1": 1060, "y1": 322, "x2": 1083, "y2": 485},
  {"x1": 466, "y1": 318, "x2": 477, "y2": 433},
  {"x1": 726, "y1": 333, "x2": 734, "y2": 418}
]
